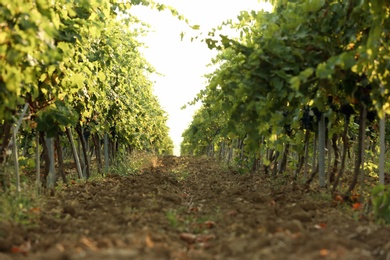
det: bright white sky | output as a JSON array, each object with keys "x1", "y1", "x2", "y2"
[{"x1": 130, "y1": 1, "x2": 272, "y2": 155}]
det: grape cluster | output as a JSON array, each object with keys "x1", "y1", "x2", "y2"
[{"x1": 301, "y1": 106, "x2": 321, "y2": 130}]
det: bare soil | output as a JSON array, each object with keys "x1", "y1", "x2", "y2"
[{"x1": 1, "y1": 156, "x2": 389, "y2": 260}]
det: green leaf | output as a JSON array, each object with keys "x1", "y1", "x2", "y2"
[
  {"x1": 303, "y1": 0, "x2": 325, "y2": 13},
  {"x1": 72, "y1": 73, "x2": 85, "y2": 88},
  {"x1": 316, "y1": 63, "x2": 332, "y2": 79},
  {"x1": 98, "y1": 71, "x2": 106, "y2": 81},
  {"x1": 300, "y1": 67, "x2": 314, "y2": 80},
  {"x1": 39, "y1": 73, "x2": 48, "y2": 82},
  {"x1": 290, "y1": 76, "x2": 300, "y2": 91},
  {"x1": 190, "y1": 25, "x2": 200, "y2": 30}
]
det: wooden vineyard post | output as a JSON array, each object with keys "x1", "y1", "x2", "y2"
[
  {"x1": 104, "y1": 133, "x2": 109, "y2": 173},
  {"x1": 12, "y1": 125, "x2": 21, "y2": 195},
  {"x1": 94, "y1": 134, "x2": 102, "y2": 174},
  {"x1": 327, "y1": 133, "x2": 332, "y2": 189},
  {"x1": 311, "y1": 132, "x2": 317, "y2": 178},
  {"x1": 379, "y1": 84, "x2": 386, "y2": 185},
  {"x1": 55, "y1": 134, "x2": 67, "y2": 184},
  {"x1": 379, "y1": 114, "x2": 385, "y2": 185},
  {"x1": 10, "y1": 104, "x2": 29, "y2": 194},
  {"x1": 318, "y1": 113, "x2": 326, "y2": 187},
  {"x1": 36, "y1": 131, "x2": 41, "y2": 193},
  {"x1": 45, "y1": 137, "x2": 56, "y2": 190},
  {"x1": 66, "y1": 128, "x2": 84, "y2": 180},
  {"x1": 303, "y1": 130, "x2": 310, "y2": 180}
]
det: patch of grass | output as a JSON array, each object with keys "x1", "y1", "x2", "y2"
[
  {"x1": 86, "y1": 172, "x2": 106, "y2": 182},
  {"x1": 371, "y1": 184, "x2": 390, "y2": 224},
  {"x1": 0, "y1": 189, "x2": 42, "y2": 228},
  {"x1": 107, "y1": 152, "x2": 158, "y2": 176},
  {"x1": 122, "y1": 206, "x2": 147, "y2": 221},
  {"x1": 166, "y1": 209, "x2": 179, "y2": 229},
  {"x1": 165, "y1": 206, "x2": 220, "y2": 234},
  {"x1": 266, "y1": 173, "x2": 291, "y2": 190},
  {"x1": 308, "y1": 190, "x2": 333, "y2": 202},
  {"x1": 170, "y1": 168, "x2": 189, "y2": 181}
]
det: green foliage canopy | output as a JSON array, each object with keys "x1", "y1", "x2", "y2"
[
  {"x1": 0, "y1": 0, "x2": 174, "y2": 153},
  {"x1": 183, "y1": 0, "x2": 389, "y2": 157}
]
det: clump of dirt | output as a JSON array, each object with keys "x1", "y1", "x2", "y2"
[{"x1": 1, "y1": 156, "x2": 389, "y2": 260}]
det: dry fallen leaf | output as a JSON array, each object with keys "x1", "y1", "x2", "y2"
[
  {"x1": 189, "y1": 207, "x2": 199, "y2": 213},
  {"x1": 314, "y1": 223, "x2": 327, "y2": 229},
  {"x1": 179, "y1": 233, "x2": 197, "y2": 244},
  {"x1": 196, "y1": 234, "x2": 216, "y2": 243},
  {"x1": 352, "y1": 203, "x2": 363, "y2": 210},
  {"x1": 145, "y1": 234, "x2": 154, "y2": 248},
  {"x1": 227, "y1": 210, "x2": 238, "y2": 217},
  {"x1": 80, "y1": 237, "x2": 98, "y2": 251},
  {"x1": 28, "y1": 207, "x2": 41, "y2": 214},
  {"x1": 351, "y1": 193, "x2": 360, "y2": 203},
  {"x1": 319, "y1": 249, "x2": 330, "y2": 256},
  {"x1": 11, "y1": 241, "x2": 31, "y2": 255},
  {"x1": 198, "y1": 242, "x2": 212, "y2": 249},
  {"x1": 275, "y1": 227, "x2": 284, "y2": 233},
  {"x1": 334, "y1": 195, "x2": 344, "y2": 203},
  {"x1": 202, "y1": 220, "x2": 216, "y2": 229}
]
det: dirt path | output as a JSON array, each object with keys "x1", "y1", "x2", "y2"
[{"x1": 1, "y1": 156, "x2": 389, "y2": 260}]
